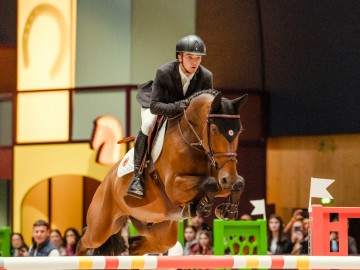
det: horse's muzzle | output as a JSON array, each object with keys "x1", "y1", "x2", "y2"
[
  {"x1": 219, "y1": 173, "x2": 245, "y2": 191},
  {"x1": 232, "y1": 175, "x2": 245, "y2": 191}
]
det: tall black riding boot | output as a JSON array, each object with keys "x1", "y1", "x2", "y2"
[{"x1": 127, "y1": 130, "x2": 148, "y2": 198}]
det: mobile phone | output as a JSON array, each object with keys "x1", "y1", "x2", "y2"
[{"x1": 294, "y1": 226, "x2": 301, "y2": 232}]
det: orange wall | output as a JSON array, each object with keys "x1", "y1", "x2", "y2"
[
  {"x1": 267, "y1": 134, "x2": 360, "y2": 219},
  {"x1": 21, "y1": 180, "x2": 49, "y2": 246},
  {"x1": 51, "y1": 175, "x2": 83, "y2": 235}
]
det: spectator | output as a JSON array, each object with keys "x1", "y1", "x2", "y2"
[
  {"x1": 301, "y1": 212, "x2": 309, "y2": 254},
  {"x1": 329, "y1": 216, "x2": 358, "y2": 254},
  {"x1": 267, "y1": 214, "x2": 292, "y2": 254},
  {"x1": 191, "y1": 230, "x2": 214, "y2": 255},
  {"x1": 289, "y1": 220, "x2": 305, "y2": 255},
  {"x1": 11, "y1": 233, "x2": 29, "y2": 257},
  {"x1": 183, "y1": 225, "x2": 198, "y2": 255},
  {"x1": 63, "y1": 228, "x2": 81, "y2": 256},
  {"x1": 29, "y1": 220, "x2": 60, "y2": 256},
  {"x1": 284, "y1": 209, "x2": 304, "y2": 235},
  {"x1": 50, "y1": 229, "x2": 66, "y2": 256},
  {"x1": 190, "y1": 216, "x2": 211, "y2": 240},
  {"x1": 239, "y1": 214, "x2": 253, "y2": 221},
  {"x1": 348, "y1": 235, "x2": 358, "y2": 254}
]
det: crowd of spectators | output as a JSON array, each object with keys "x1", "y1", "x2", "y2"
[
  {"x1": 267, "y1": 209, "x2": 358, "y2": 255},
  {"x1": 11, "y1": 220, "x2": 81, "y2": 257},
  {"x1": 9, "y1": 210, "x2": 358, "y2": 257}
]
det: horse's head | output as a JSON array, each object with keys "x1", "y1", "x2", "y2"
[
  {"x1": 91, "y1": 115, "x2": 123, "y2": 165},
  {"x1": 191, "y1": 92, "x2": 248, "y2": 193}
]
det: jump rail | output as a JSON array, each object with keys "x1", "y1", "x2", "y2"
[{"x1": 1, "y1": 255, "x2": 360, "y2": 270}]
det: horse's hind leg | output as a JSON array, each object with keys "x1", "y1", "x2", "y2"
[
  {"x1": 76, "y1": 229, "x2": 88, "y2": 255},
  {"x1": 76, "y1": 176, "x2": 128, "y2": 255},
  {"x1": 129, "y1": 218, "x2": 178, "y2": 255}
]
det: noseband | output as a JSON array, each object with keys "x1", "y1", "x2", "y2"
[{"x1": 178, "y1": 110, "x2": 240, "y2": 171}]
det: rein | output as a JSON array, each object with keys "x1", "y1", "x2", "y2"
[{"x1": 178, "y1": 109, "x2": 239, "y2": 171}]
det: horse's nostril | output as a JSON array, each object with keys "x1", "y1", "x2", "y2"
[{"x1": 221, "y1": 178, "x2": 227, "y2": 186}]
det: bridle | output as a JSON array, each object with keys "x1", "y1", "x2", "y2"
[{"x1": 178, "y1": 109, "x2": 240, "y2": 171}]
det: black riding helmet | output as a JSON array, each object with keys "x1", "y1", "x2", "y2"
[{"x1": 175, "y1": 35, "x2": 206, "y2": 58}]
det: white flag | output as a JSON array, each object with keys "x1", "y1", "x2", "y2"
[
  {"x1": 250, "y1": 199, "x2": 266, "y2": 220},
  {"x1": 309, "y1": 177, "x2": 335, "y2": 211},
  {"x1": 310, "y1": 177, "x2": 334, "y2": 199}
]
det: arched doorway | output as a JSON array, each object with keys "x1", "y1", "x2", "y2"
[{"x1": 21, "y1": 175, "x2": 100, "y2": 246}]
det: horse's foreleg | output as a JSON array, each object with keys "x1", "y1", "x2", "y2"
[
  {"x1": 171, "y1": 175, "x2": 208, "y2": 204},
  {"x1": 215, "y1": 176, "x2": 245, "y2": 220},
  {"x1": 195, "y1": 177, "x2": 219, "y2": 217}
]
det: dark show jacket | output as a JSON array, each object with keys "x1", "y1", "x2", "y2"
[{"x1": 136, "y1": 60, "x2": 213, "y2": 117}]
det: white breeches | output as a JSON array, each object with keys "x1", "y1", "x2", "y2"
[{"x1": 140, "y1": 108, "x2": 156, "y2": 135}]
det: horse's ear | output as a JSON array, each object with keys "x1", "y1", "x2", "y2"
[
  {"x1": 210, "y1": 93, "x2": 222, "y2": 113},
  {"x1": 232, "y1": 94, "x2": 248, "y2": 114}
]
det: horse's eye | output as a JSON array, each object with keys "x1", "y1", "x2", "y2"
[{"x1": 210, "y1": 124, "x2": 219, "y2": 135}]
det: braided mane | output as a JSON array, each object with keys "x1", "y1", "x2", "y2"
[{"x1": 187, "y1": 89, "x2": 220, "y2": 103}]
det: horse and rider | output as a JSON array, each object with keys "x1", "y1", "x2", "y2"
[
  {"x1": 76, "y1": 35, "x2": 247, "y2": 256},
  {"x1": 128, "y1": 35, "x2": 213, "y2": 199}
]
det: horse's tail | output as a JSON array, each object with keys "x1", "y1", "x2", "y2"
[{"x1": 92, "y1": 232, "x2": 128, "y2": 256}]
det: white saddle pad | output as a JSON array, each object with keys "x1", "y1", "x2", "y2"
[{"x1": 117, "y1": 120, "x2": 167, "y2": 177}]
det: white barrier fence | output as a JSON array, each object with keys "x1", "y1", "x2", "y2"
[{"x1": 1, "y1": 255, "x2": 360, "y2": 269}]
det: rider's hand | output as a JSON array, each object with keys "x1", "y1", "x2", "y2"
[
  {"x1": 179, "y1": 99, "x2": 190, "y2": 109},
  {"x1": 292, "y1": 209, "x2": 303, "y2": 220}
]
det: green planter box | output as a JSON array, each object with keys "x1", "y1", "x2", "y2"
[
  {"x1": 0, "y1": 227, "x2": 11, "y2": 257},
  {"x1": 213, "y1": 219, "x2": 267, "y2": 255}
]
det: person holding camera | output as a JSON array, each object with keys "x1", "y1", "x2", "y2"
[{"x1": 289, "y1": 220, "x2": 306, "y2": 255}]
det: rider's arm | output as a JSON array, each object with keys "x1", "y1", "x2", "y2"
[{"x1": 150, "y1": 69, "x2": 183, "y2": 117}]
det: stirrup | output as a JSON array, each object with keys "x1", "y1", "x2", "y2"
[{"x1": 127, "y1": 177, "x2": 145, "y2": 199}]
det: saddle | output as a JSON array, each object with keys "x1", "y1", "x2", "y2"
[
  {"x1": 116, "y1": 116, "x2": 167, "y2": 179},
  {"x1": 140, "y1": 115, "x2": 166, "y2": 182}
]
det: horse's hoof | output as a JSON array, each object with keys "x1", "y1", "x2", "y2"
[
  {"x1": 215, "y1": 203, "x2": 238, "y2": 220},
  {"x1": 196, "y1": 205, "x2": 212, "y2": 217},
  {"x1": 181, "y1": 204, "x2": 197, "y2": 218},
  {"x1": 195, "y1": 197, "x2": 213, "y2": 217}
]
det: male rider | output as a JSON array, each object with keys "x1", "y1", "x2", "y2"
[{"x1": 128, "y1": 35, "x2": 213, "y2": 198}]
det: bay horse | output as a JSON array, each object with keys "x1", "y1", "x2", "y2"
[{"x1": 76, "y1": 90, "x2": 248, "y2": 256}]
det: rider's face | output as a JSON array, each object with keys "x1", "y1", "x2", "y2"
[{"x1": 178, "y1": 53, "x2": 202, "y2": 75}]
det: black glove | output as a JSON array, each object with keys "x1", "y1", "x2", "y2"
[{"x1": 179, "y1": 99, "x2": 190, "y2": 109}]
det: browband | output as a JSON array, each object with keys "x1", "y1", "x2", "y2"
[{"x1": 207, "y1": 114, "x2": 240, "y2": 119}]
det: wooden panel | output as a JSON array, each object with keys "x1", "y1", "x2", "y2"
[
  {"x1": 267, "y1": 134, "x2": 360, "y2": 219},
  {"x1": 0, "y1": 148, "x2": 12, "y2": 180},
  {"x1": 0, "y1": 46, "x2": 16, "y2": 93}
]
